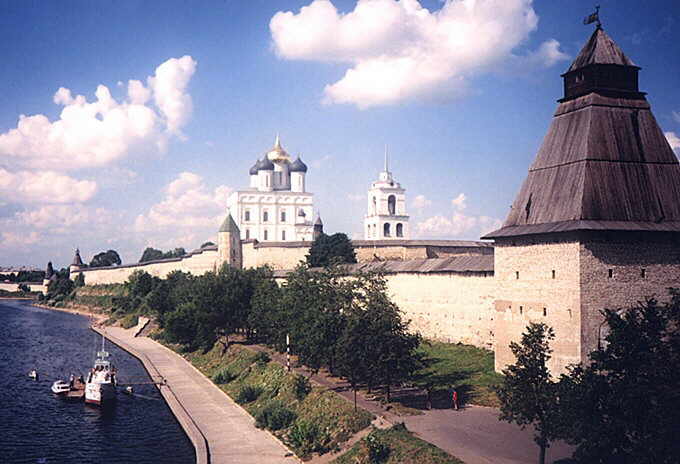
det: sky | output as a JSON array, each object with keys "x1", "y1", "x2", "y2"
[{"x1": 1, "y1": 0, "x2": 679, "y2": 269}]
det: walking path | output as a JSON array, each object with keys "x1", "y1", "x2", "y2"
[
  {"x1": 247, "y1": 344, "x2": 573, "y2": 464},
  {"x1": 93, "y1": 326, "x2": 299, "y2": 464}
]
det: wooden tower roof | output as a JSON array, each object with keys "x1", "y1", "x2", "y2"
[{"x1": 484, "y1": 27, "x2": 680, "y2": 239}]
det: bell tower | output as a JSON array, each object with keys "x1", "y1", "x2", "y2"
[{"x1": 364, "y1": 148, "x2": 409, "y2": 240}]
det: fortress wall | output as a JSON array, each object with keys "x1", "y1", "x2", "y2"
[
  {"x1": 492, "y1": 237, "x2": 582, "y2": 376},
  {"x1": 0, "y1": 282, "x2": 47, "y2": 293},
  {"x1": 427, "y1": 246, "x2": 494, "y2": 258},
  {"x1": 354, "y1": 245, "x2": 428, "y2": 262},
  {"x1": 242, "y1": 242, "x2": 310, "y2": 270},
  {"x1": 384, "y1": 272, "x2": 496, "y2": 349},
  {"x1": 579, "y1": 237, "x2": 680, "y2": 362}
]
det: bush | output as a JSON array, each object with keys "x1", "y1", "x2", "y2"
[
  {"x1": 120, "y1": 314, "x2": 139, "y2": 329},
  {"x1": 236, "y1": 385, "x2": 263, "y2": 404},
  {"x1": 365, "y1": 431, "x2": 390, "y2": 463},
  {"x1": 255, "y1": 401, "x2": 297, "y2": 431},
  {"x1": 212, "y1": 367, "x2": 237, "y2": 384},
  {"x1": 253, "y1": 351, "x2": 271, "y2": 366},
  {"x1": 293, "y1": 374, "x2": 311, "y2": 400},
  {"x1": 289, "y1": 420, "x2": 330, "y2": 456}
]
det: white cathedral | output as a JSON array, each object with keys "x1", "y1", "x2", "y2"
[
  {"x1": 364, "y1": 151, "x2": 410, "y2": 240},
  {"x1": 227, "y1": 136, "x2": 315, "y2": 242}
]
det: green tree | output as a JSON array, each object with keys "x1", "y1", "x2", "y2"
[
  {"x1": 201, "y1": 241, "x2": 215, "y2": 248},
  {"x1": 497, "y1": 323, "x2": 562, "y2": 464},
  {"x1": 336, "y1": 306, "x2": 372, "y2": 410},
  {"x1": 73, "y1": 272, "x2": 85, "y2": 287},
  {"x1": 559, "y1": 296, "x2": 680, "y2": 464},
  {"x1": 306, "y1": 233, "x2": 357, "y2": 268},
  {"x1": 90, "y1": 249, "x2": 121, "y2": 267},
  {"x1": 139, "y1": 247, "x2": 164, "y2": 263}
]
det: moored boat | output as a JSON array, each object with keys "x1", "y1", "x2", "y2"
[
  {"x1": 51, "y1": 380, "x2": 70, "y2": 395},
  {"x1": 85, "y1": 335, "x2": 117, "y2": 406}
]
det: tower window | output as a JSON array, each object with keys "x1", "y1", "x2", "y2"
[
  {"x1": 543, "y1": 307, "x2": 547, "y2": 317},
  {"x1": 263, "y1": 229, "x2": 268, "y2": 240},
  {"x1": 396, "y1": 223, "x2": 403, "y2": 237},
  {"x1": 608, "y1": 269, "x2": 613, "y2": 278},
  {"x1": 245, "y1": 229, "x2": 250, "y2": 240},
  {"x1": 372, "y1": 196, "x2": 377, "y2": 215},
  {"x1": 263, "y1": 211, "x2": 269, "y2": 222},
  {"x1": 388, "y1": 195, "x2": 396, "y2": 215},
  {"x1": 282, "y1": 230, "x2": 286, "y2": 241},
  {"x1": 281, "y1": 211, "x2": 286, "y2": 222},
  {"x1": 383, "y1": 223, "x2": 391, "y2": 237},
  {"x1": 552, "y1": 270, "x2": 556, "y2": 279},
  {"x1": 641, "y1": 268, "x2": 646, "y2": 278},
  {"x1": 519, "y1": 306, "x2": 523, "y2": 315},
  {"x1": 244, "y1": 210, "x2": 250, "y2": 222},
  {"x1": 516, "y1": 271, "x2": 519, "y2": 280}
]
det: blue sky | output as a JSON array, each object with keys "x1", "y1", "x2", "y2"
[{"x1": 1, "y1": 0, "x2": 679, "y2": 269}]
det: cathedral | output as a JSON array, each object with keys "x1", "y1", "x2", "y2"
[{"x1": 227, "y1": 136, "x2": 315, "y2": 242}]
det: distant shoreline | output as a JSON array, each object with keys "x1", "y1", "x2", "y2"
[{"x1": 32, "y1": 302, "x2": 107, "y2": 324}]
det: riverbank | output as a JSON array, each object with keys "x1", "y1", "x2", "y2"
[
  {"x1": 33, "y1": 302, "x2": 107, "y2": 323},
  {"x1": 94, "y1": 325, "x2": 299, "y2": 464}
]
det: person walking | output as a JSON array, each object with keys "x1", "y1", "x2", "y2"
[{"x1": 452, "y1": 389, "x2": 459, "y2": 410}]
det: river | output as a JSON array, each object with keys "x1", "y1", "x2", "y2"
[{"x1": 0, "y1": 299, "x2": 195, "y2": 463}]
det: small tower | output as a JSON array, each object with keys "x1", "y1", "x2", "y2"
[
  {"x1": 69, "y1": 248, "x2": 84, "y2": 276},
  {"x1": 218, "y1": 211, "x2": 242, "y2": 269},
  {"x1": 43, "y1": 261, "x2": 55, "y2": 287},
  {"x1": 290, "y1": 156, "x2": 308, "y2": 193},
  {"x1": 257, "y1": 156, "x2": 274, "y2": 192},
  {"x1": 364, "y1": 148, "x2": 409, "y2": 240},
  {"x1": 313, "y1": 214, "x2": 324, "y2": 240}
]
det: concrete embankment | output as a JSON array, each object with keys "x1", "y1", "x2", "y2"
[{"x1": 92, "y1": 325, "x2": 299, "y2": 464}]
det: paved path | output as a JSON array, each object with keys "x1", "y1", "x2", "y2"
[
  {"x1": 94, "y1": 326, "x2": 298, "y2": 464},
  {"x1": 247, "y1": 344, "x2": 573, "y2": 464}
]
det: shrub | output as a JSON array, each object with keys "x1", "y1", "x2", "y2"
[
  {"x1": 212, "y1": 367, "x2": 237, "y2": 384},
  {"x1": 120, "y1": 313, "x2": 139, "y2": 329},
  {"x1": 293, "y1": 374, "x2": 311, "y2": 400},
  {"x1": 253, "y1": 351, "x2": 271, "y2": 366},
  {"x1": 289, "y1": 420, "x2": 330, "y2": 456},
  {"x1": 255, "y1": 401, "x2": 297, "y2": 431},
  {"x1": 365, "y1": 432, "x2": 390, "y2": 463},
  {"x1": 236, "y1": 385, "x2": 263, "y2": 404}
]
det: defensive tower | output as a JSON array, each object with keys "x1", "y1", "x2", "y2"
[
  {"x1": 218, "y1": 211, "x2": 242, "y2": 269},
  {"x1": 484, "y1": 25, "x2": 680, "y2": 374}
]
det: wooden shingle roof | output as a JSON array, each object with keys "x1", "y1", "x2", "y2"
[{"x1": 484, "y1": 29, "x2": 680, "y2": 239}]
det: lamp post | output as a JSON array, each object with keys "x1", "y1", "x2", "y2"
[{"x1": 286, "y1": 333, "x2": 291, "y2": 372}]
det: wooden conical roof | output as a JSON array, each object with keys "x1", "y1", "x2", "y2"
[{"x1": 484, "y1": 29, "x2": 680, "y2": 239}]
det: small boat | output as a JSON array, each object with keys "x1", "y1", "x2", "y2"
[
  {"x1": 29, "y1": 369, "x2": 38, "y2": 380},
  {"x1": 123, "y1": 386, "x2": 134, "y2": 395},
  {"x1": 51, "y1": 380, "x2": 70, "y2": 395},
  {"x1": 85, "y1": 334, "x2": 117, "y2": 406}
]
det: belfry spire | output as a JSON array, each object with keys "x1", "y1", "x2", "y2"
[{"x1": 384, "y1": 144, "x2": 389, "y2": 172}]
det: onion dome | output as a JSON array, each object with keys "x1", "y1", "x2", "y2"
[
  {"x1": 249, "y1": 160, "x2": 259, "y2": 175},
  {"x1": 259, "y1": 155, "x2": 274, "y2": 171},
  {"x1": 265, "y1": 134, "x2": 291, "y2": 162},
  {"x1": 290, "y1": 156, "x2": 308, "y2": 173}
]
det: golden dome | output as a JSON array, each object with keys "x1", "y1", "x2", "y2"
[{"x1": 266, "y1": 134, "x2": 291, "y2": 162}]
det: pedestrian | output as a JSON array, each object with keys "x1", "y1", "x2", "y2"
[{"x1": 452, "y1": 389, "x2": 459, "y2": 410}]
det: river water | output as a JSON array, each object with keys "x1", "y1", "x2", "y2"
[{"x1": 0, "y1": 300, "x2": 195, "y2": 463}]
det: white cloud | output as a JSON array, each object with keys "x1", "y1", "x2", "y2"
[
  {"x1": 451, "y1": 193, "x2": 466, "y2": 210},
  {"x1": 16, "y1": 204, "x2": 112, "y2": 231},
  {"x1": 411, "y1": 194, "x2": 432, "y2": 211},
  {"x1": 0, "y1": 56, "x2": 196, "y2": 171},
  {"x1": 0, "y1": 169, "x2": 97, "y2": 204},
  {"x1": 0, "y1": 231, "x2": 40, "y2": 250},
  {"x1": 270, "y1": 0, "x2": 567, "y2": 108},
  {"x1": 666, "y1": 131, "x2": 680, "y2": 153},
  {"x1": 134, "y1": 172, "x2": 232, "y2": 235}
]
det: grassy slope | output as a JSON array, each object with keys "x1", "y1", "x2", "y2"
[
  {"x1": 69, "y1": 284, "x2": 126, "y2": 312},
  {"x1": 417, "y1": 341, "x2": 503, "y2": 408},
  {"x1": 331, "y1": 424, "x2": 464, "y2": 464},
  {"x1": 183, "y1": 343, "x2": 374, "y2": 458}
]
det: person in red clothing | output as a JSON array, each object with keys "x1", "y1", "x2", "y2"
[{"x1": 452, "y1": 389, "x2": 459, "y2": 410}]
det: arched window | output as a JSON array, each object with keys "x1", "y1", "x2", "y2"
[
  {"x1": 263, "y1": 210, "x2": 269, "y2": 222},
  {"x1": 388, "y1": 195, "x2": 396, "y2": 215},
  {"x1": 264, "y1": 229, "x2": 268, "y2": 240},
  {"x1": 282, "y1": 230, "x2": 286, "y2": 241},
  {"x1": 244, "y1": 210, "x2": 250, "y2": 222},
  {"x1": 372, "y1": 196, "x2": 377, "y2": 214},
  {"x1": 396, "y1": 223, "x2": 403, "y2": 237},
  {"x1": 383, "y1": 223, "x2": 391, "y2": 237}
]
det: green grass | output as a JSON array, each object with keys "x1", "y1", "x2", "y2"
[
  {"x1": 331, "y1": 423, "x2": 465, "y2": 464},
  {"x1": 183, "y1": 343, "x2": 374, "y2": 459},
  {"x1": 416, "y1": 340, "x2": 504, "y2": 408}
]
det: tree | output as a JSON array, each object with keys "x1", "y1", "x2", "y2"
[
  {"x1": 201, "y1": 241, "x2": 215, "y2": 248},
  {"x1": 497, "y1": 323, "x2": 563, "y2": 464},
  {"x1": 73, "y1": 272, "x2": 85, "y2": 287},
  {"x1": 90, "y1": 249, "x2": 121, "y2": 267},
  {"x1": 336, "y1": 305, "x2": 372, "y2": 410},
  {"x1": 139, "y1": 247, "x2": 187, "y2": 263},
  {"x1": 558, "y1": 296, "x2": 680, "y2": 464},
  {"x1": 306, "y1": 233, "x2": 357, "y2": 268}
]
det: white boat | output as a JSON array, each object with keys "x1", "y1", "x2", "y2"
[
  {"x1": 51, "y1": 380, "x2": 70, "y2": 395},
  {"x1": 85, "y1": 335, "x2": 117, "y2": 406}
]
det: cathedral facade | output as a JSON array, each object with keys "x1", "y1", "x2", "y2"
[{"x1": 227, "y1": 136, "x2": 315, "y2": 242}]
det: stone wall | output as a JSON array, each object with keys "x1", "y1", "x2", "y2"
[
  {"x1": 0, "y1": 282, "x2": 47, "y2": 293},
  {"x1": 492, "y1": 236, "x2": 582, "y2": 376},
  {"x1": 384, "y1": 272, "x2": 496, "y2": 349},
  {"x1": 242, "y1": 241, "x2": 310, "y2": 270},
  {"x1": 579, "y1": 234, "x2": 680, "y2": 361}
]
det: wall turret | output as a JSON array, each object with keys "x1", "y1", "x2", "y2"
[
  {"x1": 218, "y1": 211, "x2": 242, "y2": 269},
  {"x1": 313, "y1": 214, "x2": 323, "y2": 240},
  {"x1": 69, "y1": 248, "x2": 84, "y2": 276}
]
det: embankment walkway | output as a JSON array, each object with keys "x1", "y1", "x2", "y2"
[{"x1": 93, "y1": 326, "x2": 299, "y2": 464}]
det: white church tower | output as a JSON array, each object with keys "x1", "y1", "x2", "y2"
[{"x1": 364, "y1": 148, "x2": 409, "y2": 240}]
